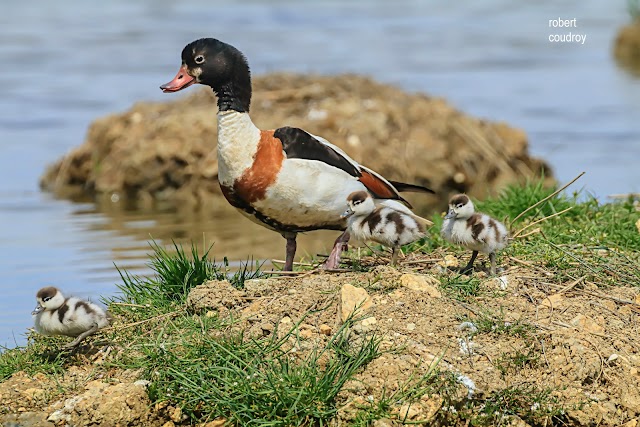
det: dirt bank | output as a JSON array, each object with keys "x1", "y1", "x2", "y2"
[
  {"x1": 3, "y1": 254, "x2": 640, "y2": 426},
  {"x1": 40, "y1": 73, "x2": 551, "y2": 212}
]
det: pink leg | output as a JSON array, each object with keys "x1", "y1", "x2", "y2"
[
  {"x1": 283, "y1": 233, "x2": 297, "y2": 271},
  {"x1": 323, "y1": 231, "x2": 350, "y2": 269}
]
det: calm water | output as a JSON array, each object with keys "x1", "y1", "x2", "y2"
[{"x1": 1, "y1": 0, "x2": 638, "y2": 348}]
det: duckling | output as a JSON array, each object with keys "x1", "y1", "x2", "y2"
[
  {"x1": 441, "y1": 194, "x2": 509, "y2": 275},
  {"x1": 342, "y1": 191, "x2": 433, "y2": 265},
  {"x1": 32, "y1": 286, "x2": 110, "y2": 348}
]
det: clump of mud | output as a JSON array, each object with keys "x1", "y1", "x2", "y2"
[
  {"x1": 40, "y1": 73, "x2": 551, "y2": 212},
  {"x1": 614, "y1": 20, "x2": 640, "y2": 74}
]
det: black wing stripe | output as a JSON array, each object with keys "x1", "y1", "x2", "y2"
[
  {"x1": 274, "y1": 127, "x2": 361, "y2": 177},
  {"x1": 388, "y1": 180, "x2": 435, "y2": 194}
]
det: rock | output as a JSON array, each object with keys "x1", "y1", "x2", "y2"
[
  {"x1": 438, "y1": 255, "x2": 459, "y2": 268},
  {"x1": 407, "y1": 323, "x2": 416, "y2": 331},
  {"x1": 280, "y1": 316, "x2": 292, "y2": 324},
  {"x1": 319, "y1": 324, "x2": 333, "y2": 336},
  {"x1": 493, "y1": 275, "x2": 509, "y2": 290},
  {"x1": 300, "y1": 329, "x2": 314, "y2": 339},
  {"x1": 0, "y1": 412, "x2": 54, "y2": 427},
  {"x1": 186, "y1": 280, "x2": 245, "y2": 313},
  {"x1": 244, "y1": 278, "x2": 280, "y2": 295},
  {"x1": 620, "y1": 382, "x2": 640, "y2": 414},
  {"x1": 398, "y1": 274, "x2": 442, "y2": 297},
  {"x1": 506, "y1": 415, "x2": 532, "y2": 427},
  {"x1": 340, "y1": 284, "x2": 372, "y2": 322},
  {"x1": 392, "y1": 403, "x2": 420, "y2": 420},
  {"x1": 361, "y1": 317, "x2": 377, "y2": 327},
  {"x1": 372, "y1": 418, "x2": 396, "y2": 427},
  {"x1": 20, "y1": 387, "x2": 46, "y2": 403},
  {"x1": 40, "y1": 74, "x2": 551, "y2": 212},
  {"x1": 539, "y1": 293, "x2": 565, "y2": 309},
  {"x1": 169, "y1": 406, "x2": 183, "y2": 423},
  {"x1": 200, "y1": 419, "x2": 227, "y2": 427},
  {"x1": 570, "y1": 314, "x2": 605, "y2": 334},
  {"x1": 47, "y1": 381, "x2": 162, "y2": 427}
]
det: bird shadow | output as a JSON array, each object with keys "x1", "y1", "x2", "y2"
[{"x1": 38, "y1": 340, "x2": 111, "y2": 361}]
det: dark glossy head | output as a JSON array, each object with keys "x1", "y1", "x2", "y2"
[{"x1": 160, "y1": 38, "x2": 252, "y2": 112}]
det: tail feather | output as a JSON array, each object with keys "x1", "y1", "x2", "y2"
[{"x1": 389, "y1": 180, "x2": 435, "y2": 194}]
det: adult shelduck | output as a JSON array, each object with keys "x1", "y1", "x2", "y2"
[
  {"x1": 342, "y1": 191, "x2": 433, "y2": 265},
  {"x1": 160, "y1": 38, "x2": 433, "y2": 270}
]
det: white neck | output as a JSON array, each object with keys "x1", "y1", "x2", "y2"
[{"x1": 217, "y1": 110, "x2": 261, "y2": 185}]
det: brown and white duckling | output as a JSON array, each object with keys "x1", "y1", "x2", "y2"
[
  {"x1": 32, "y1": 286, "x2": 110, "y2": 348},
  {"x1": 342, "y1": 191, "x2": 433, "y2": 265},
  {"x1": 441, "y1": 194, "x2": 509, "y2": 275}
]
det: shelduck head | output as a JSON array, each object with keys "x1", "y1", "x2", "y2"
[
  {"x1": 160, "y1": 38, "x2": 251, "y2": 112},
  {"x1": 445, "y1": 194, "x2": 475, "y2": 220},
  {"x1": 342, "y1": 191, "x2": 376, "y2": 219},
  {"x1": 32, "y1": 286, "x2": 65, "y2": 315}
]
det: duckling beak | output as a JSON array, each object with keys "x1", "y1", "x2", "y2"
[
  {"x1": 341, "y1": 208, "x2": 354, "y2": 219},
  {"x1": 31, "y1": 304, "x2": 43, "y2": 315},
  {"x1": 160, "y1": 65, "x2": 196, "y2": 93},
  {"x1": 445, "y1": 209, "x2": 457, "y2": 220}
]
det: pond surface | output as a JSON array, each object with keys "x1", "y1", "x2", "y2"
[{"x1": 1, "y1": 0, "x2": 638, "y2": 347}]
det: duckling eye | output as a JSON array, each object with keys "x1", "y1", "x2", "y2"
[
  {"x1": 194, "y1": 55, "x2": 205, "y2": 64},
  {"x1": 457, "y1": 203, "x2": 464, "y2": 209},
  {"x1": 353, "y1": 200, "x2": 362, "y2": 205},
  {"x1": 43, "y1": 297, "x2": 51, "y2": 302}
]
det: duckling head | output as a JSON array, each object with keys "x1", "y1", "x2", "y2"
[
  {"x1": 342, "y1": 191, "x2": 375, "y2": 218},
  {"x1": 445, "y1": 194, "x2": 475, "y2": 220},
  {"x1": 32, "y1": 286, "x2": 65, "y2": 315}
]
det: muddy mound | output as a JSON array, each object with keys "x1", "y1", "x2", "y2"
[
  {"x1": 40, "y1": 73, "x2": 551, "y2": 212},
  {"x1": 614, "y1": 21, "x2": 640, "y2": 74}
]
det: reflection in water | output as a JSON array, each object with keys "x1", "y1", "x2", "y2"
[{"x1": 78, "y1": 196, "x2": 340, "y2": 268}]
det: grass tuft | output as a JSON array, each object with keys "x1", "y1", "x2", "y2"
[
  {"x1": 114, "y1": 240, "x2": 263, "y2": 305},
  {"x1": 142, "y1": 314, "x2": 380, "y2": 426},
  {"x1": 0, "y1": 337, "x2": 67, "y2": 381}
]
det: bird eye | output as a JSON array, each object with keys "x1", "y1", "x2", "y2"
[
  {"x1": 353, "y1": 200, "x2": 362, "y2": 205},
  {"x1": 457, "y1": 204, "x2": 464, "y2": 208},
  {"x1": 195, "y1": 55, "x2": 205, "y2": 64},
  {"x1": 43, "y1": 297, "x2": 51, "y2": 302}
]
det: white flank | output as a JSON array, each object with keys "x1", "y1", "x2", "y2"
[{"x1": 257, "y1": 159, "x2": 365, "y2": 228}]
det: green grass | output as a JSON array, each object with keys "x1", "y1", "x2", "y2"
[
  {"x1": 439, "y1": 274, "x2": 482, "y2": 301},
  {"x1": 464, "y1": 383, "x2": 566, "y2": 426},
  {"x1": 404, "y1": 178, "x2": 640, "y2": 290},
  {"x1": 0, "y1": 338, "x2": 67, "y2": 381},
  {"x1": 115, "y1": 240, "x2": 264, "y2": 306},
  {"x1": 127, "y1": 310, "x2": 381, "y2": 426},
  {"x1": 462, "y1": 307, "x2": 536, "y2": 339}
]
